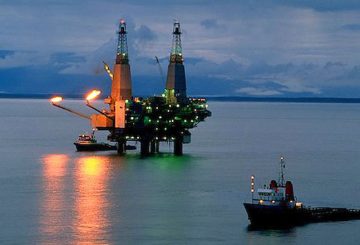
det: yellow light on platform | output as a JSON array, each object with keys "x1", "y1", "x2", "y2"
[
  {"x1": 86, "y1": 90, "x2": 101, "y2": 101},
  {"x1": 50, "y1": 96, "x2": 63, "y2": 104},
  {"x1": 296, "y1": 202, "x2": 303, "y2": 208}
]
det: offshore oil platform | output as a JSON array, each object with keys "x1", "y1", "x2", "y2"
[{"x1": 51, "y1": 20, "x2": 211, "y2": 156}]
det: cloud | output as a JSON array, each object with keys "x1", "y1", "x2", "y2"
[
  {"x1": 49, "y1": 52, "x2": 85, "y2": 64},
  {"x1": 341, "y1": 24, "x2": 360, "y2": 31},
  {"x1": 1, "y1": 0, "x2": 360, "y2": 97},
  {"x1": 132, "y1": 24, "x2": 158, "y2": 56},
  {"x1": 236, "y1": 87, "x2": 282, "y2": 96},
  {"x1": 187, "y1": 58, "x2": 360, "y2": 96},
  {"x1": 260, "y1": 0, "x2": 360, "y2": 11},
  {"x1": 200, "y1": 19, "x2": 225, "y2": 30},
  {"x1": 0, "y1": 51, "x2": 50, "y2": 68},
  {"x1": 133, "y1": 25, "x2": 157, "y2": 42},
  {"x1": 0, "y1": 50, "x2": 15, "y2": 59}
]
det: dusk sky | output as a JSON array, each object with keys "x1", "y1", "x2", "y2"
[{"x1": 1, "y1": 0, "x2": 360, "y2": 97}]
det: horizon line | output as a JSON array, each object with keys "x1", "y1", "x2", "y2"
[{"x1": 1, "y1": 93, "x2": 360, "y2": 103}]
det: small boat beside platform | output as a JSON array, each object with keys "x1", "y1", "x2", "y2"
[
  {"x1": 74, "y1": 133, "x2": 117, "y2": 151},
  {"x1": 244, "y1": 157, "x2": 360, "y2": 228}
]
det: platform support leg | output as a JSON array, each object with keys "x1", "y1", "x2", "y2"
[
  {"x1": 174, "y1": 137, "x2": 183, "y2": 156},
  {"x1": 150, "y1": 140, "x2": 156, "y2": 154},
  {"x1": 141, "y1": 139, "x2": 150, "y2": 156},
  {"x1": 117, "y1": 139, "x2": 125, "y2": 155}
]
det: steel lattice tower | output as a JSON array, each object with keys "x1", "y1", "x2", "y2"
[
  {"x1": 110, "y1": 19, "x2": 132, "y2": 101},
  {"x1": 165, "y1": 21, "x2": 187, "y2": 104},
  {"x1": 170, "y1": 22, "x2": 183, "y2": 64},
  {"x1": 116, "y1": 19, "x2": 129, "y2": 64}
]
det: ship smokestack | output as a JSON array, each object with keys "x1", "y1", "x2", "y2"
[{"x1": 285, "y1": 181, "x2": 295, "y2": 201}]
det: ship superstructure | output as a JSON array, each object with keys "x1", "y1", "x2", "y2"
[{"x1": 249, "y1": 157, "x2": 298, "y2": 207}]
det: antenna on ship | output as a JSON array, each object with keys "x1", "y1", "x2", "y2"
[
  {"x1": 251, "y1": 175, "x2": 255, "y2": 203},
  {"x1": 279, "y1": 156, "x2": 285, "y2": 187}
]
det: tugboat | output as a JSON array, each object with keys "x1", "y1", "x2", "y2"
[
  {"x1": 244, "y1": 156, "x2": 360, "y2": 228},
  {"x1": 74, "y1": 131, "x2": 117, "y2": 151}
]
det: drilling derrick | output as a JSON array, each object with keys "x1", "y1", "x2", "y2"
[
  {"x1": 112, "y1": 19, "x2": 132, "y2": 101},
  {"x1": 91, "y1": 19, "x2": 133, "y2": 153},
  {"x1": 165, "y1": 21, "x2": 187, "y2": 104},
  {"x1": 102, "y1": 19, "x2": 132, "y2": 149}
]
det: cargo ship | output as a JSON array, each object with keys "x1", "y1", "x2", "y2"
[{"x1": 244, "y1": 157, "x2": 360, "y2": 228}]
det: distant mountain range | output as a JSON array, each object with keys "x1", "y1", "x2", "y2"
[{"x1": 1, "y1": 93, "x2": 360, "y2": 103}]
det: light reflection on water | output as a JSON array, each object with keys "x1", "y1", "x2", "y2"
[
  {"x1": 40, "y1": 154, "x2": 69, "y2": 244},
  {"x1": 38, "y1": 152, "x2": 195, "y2": 244},
  {"x1": 73, "y1": 156, "x2": 111, "y2": 244},
  {"x1": 40, "y1": 154, "x2": 113, "y2": 244}
]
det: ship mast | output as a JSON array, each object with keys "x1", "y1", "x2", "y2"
[{"x1": 279, "y1": 156, "x2": 285, "y2": 187}]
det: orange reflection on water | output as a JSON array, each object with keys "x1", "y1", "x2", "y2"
[
  {"x1": 40, "y1": 154, "x2": 69, "y2": 242},
  {"x1": 74, "y1": 156, "x2": 110, "y2": 244},
  {"x1": 43, "y1": 154, "x2": 68, "y2": 178}
]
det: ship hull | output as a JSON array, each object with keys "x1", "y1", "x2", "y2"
[
  {"x1": 244, "y1": 203, "x2": 360, "y2": 228},
  {"x1": 244, "y1": 203, "x2": 305, "y2": 227},
  {"x1": 74, "y1": 142, "x2": 117, "y2": 151}
]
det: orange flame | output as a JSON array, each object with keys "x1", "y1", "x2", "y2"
[
  {"x1": 50, "y1": 96, "x2": 63, "y2": 103},
  {"x1": 86, "y1": 90, "x2": 101, "y2": 101}
]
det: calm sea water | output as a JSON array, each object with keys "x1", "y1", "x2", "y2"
[{"x1": 0, "y1": 99, "x2": 360, "y2": 244}]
